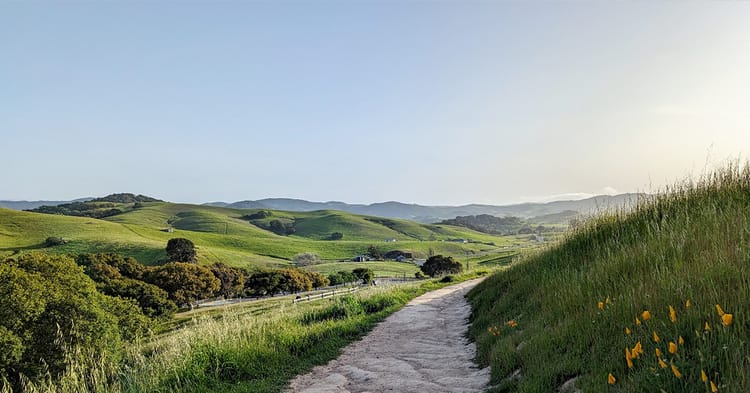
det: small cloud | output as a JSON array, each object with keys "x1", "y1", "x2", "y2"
[{"x1": 600, "y1": 186, "x2": 618, "y2": 195}]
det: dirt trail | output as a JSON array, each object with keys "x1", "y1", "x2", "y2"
[{"x1": 286, "y1": 278, "x2": 490, "y2": 393}]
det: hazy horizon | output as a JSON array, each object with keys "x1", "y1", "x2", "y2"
[{"x1": 3, "y1": 1, "x2": 749, "y2": 205}]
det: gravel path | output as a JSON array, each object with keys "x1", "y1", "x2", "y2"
[{"x1": 285, "y1": 278, "x2": 490, "y2": 393}]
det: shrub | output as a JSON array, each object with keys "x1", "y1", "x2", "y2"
[
  {"x1": 293, "y1": 252, "x2": 321, "y2": 266},
  {"x1": 44, "y1": 236, "x2": 66, "y2": 247}
]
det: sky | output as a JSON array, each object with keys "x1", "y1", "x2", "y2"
[{"x1": 2, "y1": 1, "x2": 749, "y2": 206}]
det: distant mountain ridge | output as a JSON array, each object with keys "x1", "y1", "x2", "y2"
[
  {"x1": 0, "y1": 198, "x2": 92, "y2": 211},
  {"x1": 206, "y1": 193, "x2": 646, "y2": 223}
]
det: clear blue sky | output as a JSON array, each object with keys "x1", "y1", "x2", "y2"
[{"x1": 2, "y1": 1, "x2": 749, "y2": 205}]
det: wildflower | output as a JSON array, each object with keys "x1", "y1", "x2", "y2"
[
  {"x1": 658, "y1": 357, "x2": 667, "y2": 369},
  {"x1": 625, "y1": 327, "x2": 631, "y2": 335},
  {"x1": 608, "y1": 373, "x2": 616, "y2": 385},
  {"x1": 669, "y1": 341, "x2": 677, "y2": 354},
  {"x1": 671, "y1": 363, "x2": 682, "y2": 378},
  {"x1": 642, "y1": 310, "x2": 652, "y2": 321},
  {"x1": 705, "y1": 321, "x2": 711, "y2": 331},
  {"x1": 701, "y1": 369, "x2": 708, "y2": 382},
  {"x1": 678, "y1": 336, "x2": 685, "y2": 345},
  {"x1": 721, "y1": 313, "x2": 733, "y2": 327},
  {"x1": 655, "y1": 348, "x2": 662, "y2": 357},
  {"x1": 598, "y1": 301, "x2": 604, "y2": 311},
  {"x1": 606, "y1": 296, "x2": 612, "y2": 304},
  {"x1": 653, "y1": 331, "x2": 660, "y2": 343},
  {"x1": 633, "y1": 341, "x2": 643, "y2": 357},
  {"x1": 716, "y1": 304, "x2": 725, "y2": 317},
  {"x1": 635, "y1": 317, "x2": 642, "y2": 326},
  {"x1": 686, "y1": 299, "x2": 691, "y2": 309},
  {"x1": 669, "y1": 305, "x2": 677, "y2": 323},
  {"x1": 711, "y1": 381, "x2": 718, "y2": 392},
  {"x1": 625, "y1": 348, "x2": 634, "y2": 369},
  {"x1": 506, "y1": 320, "x2": 518, "y2": 328}
]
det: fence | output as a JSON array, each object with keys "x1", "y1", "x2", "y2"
[{"x1": 292, "y1": 287, "x2": 359, "y2": 304}]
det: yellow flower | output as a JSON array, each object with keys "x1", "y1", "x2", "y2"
[
  {"x1": 722, "y1": 313, "x2": 733, "y2": 327},
  {"x1": 598, "y1": 301, "x2": 604, "y2": 310},
  {"x1": 642, "y1": 310, "x2": 652, "y2": 321},
  {"x1": 671, "y1": 363, "x2": 682, "y2": 378},
  {"x1": 705, "y1": 321, "x2": 711, "y2": 331},
  {"x1": 625, "y1": 348, "x2": 634, "y2": 369},
  {"x1": 711, "y1": 381, "x2": 718, "y2": 392},
  {"x1": 716, "y1": 304, "x2": 725, "y2": 317},
  {"x1": 668, "y1": 341, "x2": 677, "y2": 354},
  {"x1": 701, "y1": 369, "x2": 708, "y2": 382},
  {"x1": 655, "y1": 348, "x2": 662, "y2": 357},
  {"x1": 658, "y1": 357, "x2": 667, "y2": 369},
  {"x1": 635, "y1": 317, "x2": 642, "y2": 326},
  {"x1": 669, "y1": 305, "x2": 677, "y2": 323},
  {"x1": 606, "y1": 296, "x2": 612, "y2": 304},
  {"x1": 608, "y1": 373, "x2": 616, "y2": 385},
  {"x1": 678, "y1": 336, "x2": 685, "y2": 345},
  {"x1": 653, "y1": 331, "x2": 660, "y2": 343},
  {"x1": 625, "y1": 327, "x2": 631, "y2": 335},
  {"x1": 633, "y1": 341, "x2": 643, "y2": 357},
  {"x1": 686, "y1": 299, "x2": 691, "y2": 309}
]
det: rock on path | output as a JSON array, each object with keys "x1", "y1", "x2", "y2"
[{"x1": 285, "y1": 278, "x2": 490, "y2": 393}]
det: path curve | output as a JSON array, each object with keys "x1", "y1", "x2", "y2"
[{"x1": 286, "y1": 278, "x2": 490, "y2": 393}]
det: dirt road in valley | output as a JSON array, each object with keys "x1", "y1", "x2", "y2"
[{"x1": 286, "y1": 278, "x2": 490, "y2": 393}]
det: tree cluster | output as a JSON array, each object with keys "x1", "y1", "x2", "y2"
[{"x1": 0, "y1": 253, "x2": 150, "y2": 388}]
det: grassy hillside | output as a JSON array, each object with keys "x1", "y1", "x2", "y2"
[
  {"x1": 0, "y1": 201, "x2": 528, "y2": 271},
  {"x1": 468, "y1": 163, "x2": 750, "y2": 392}
]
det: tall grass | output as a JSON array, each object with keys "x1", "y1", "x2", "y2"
[
  {"x1": 4, "y1": 271, "x2": 488, "y2": 393},
  {"x1": 468, "y1": 162, "x2": 750, "y2": 392}
]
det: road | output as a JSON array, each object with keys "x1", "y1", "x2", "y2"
[{"x1": 286, "y1": 278, "x2": 490, "y2": 393}]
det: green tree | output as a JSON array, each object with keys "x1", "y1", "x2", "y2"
[
  {"x1": 304, "y1": 270, "x2": 330, "y2": 288},
  {"x1": 99, "y1": 278, "x2": 177, "y2": 318},
  {"x1": 278, "y1": 268, "x2": 313, "y2": 293},
  {"x1": 329, "y1": 232, "x2": 343, "y2": 240},
  {"x1": 420, "y1": 255, "x2": 463, "y2": 277},
  {"x1": 209, "y1": 263, "x2": 246, "y2": 298},
  {"x1": 0, "y1": 253, "x2": 147, "y2": 386},
  {"x1": 144, "y1": 262, "x2": 220, "y2": 305},
  {"x1": 352, "y1": 267, "x2": 374, "y2": 284},
  {"x1": 166, "y1": 238, "x2": 197, "y2": 263},
  {"x1": 366, "y1": 245, "x2": 382, "y2": 260}
]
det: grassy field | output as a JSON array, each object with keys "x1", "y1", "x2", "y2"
[
  {"x1": 8, "y1": 271, "x2": 490, "y2": 393},
  {"x1": 468, "y1": 163, "x2": 750, "y2": 392},
  {"x1": 0, "y1": 202, "x2": 534, "y2": 270}
]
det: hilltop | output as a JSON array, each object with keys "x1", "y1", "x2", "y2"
[
  {"x1": 468, "y1": 163, "x2": 750, "y2": 392},
  {"x1": 207, "y1": 194, "x2": 644, "y2": 223}
]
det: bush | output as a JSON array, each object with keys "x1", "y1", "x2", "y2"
[
  {"x1": 329, "y1": 232, "x2": 344, "y2": 240},
  {"x1": 352, "y1": 267, "x2": 374, "y2": 284},
  {"x1": 415, "y1": 271, "x2": 426, "y2": 279},
  {"x1": 44, "y1": 236, "x2": 66, "y2": 247},
  {"x1": 440, "y1": 275, "x2": 455, "y2": 283}
]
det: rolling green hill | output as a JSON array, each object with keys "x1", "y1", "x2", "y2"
[
  {"x1": 468, "y1": 163, "x2": 750, "y2": 392},
  {"x1": 0, "y1": 200, "x2": 528, "y2": 272}
]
